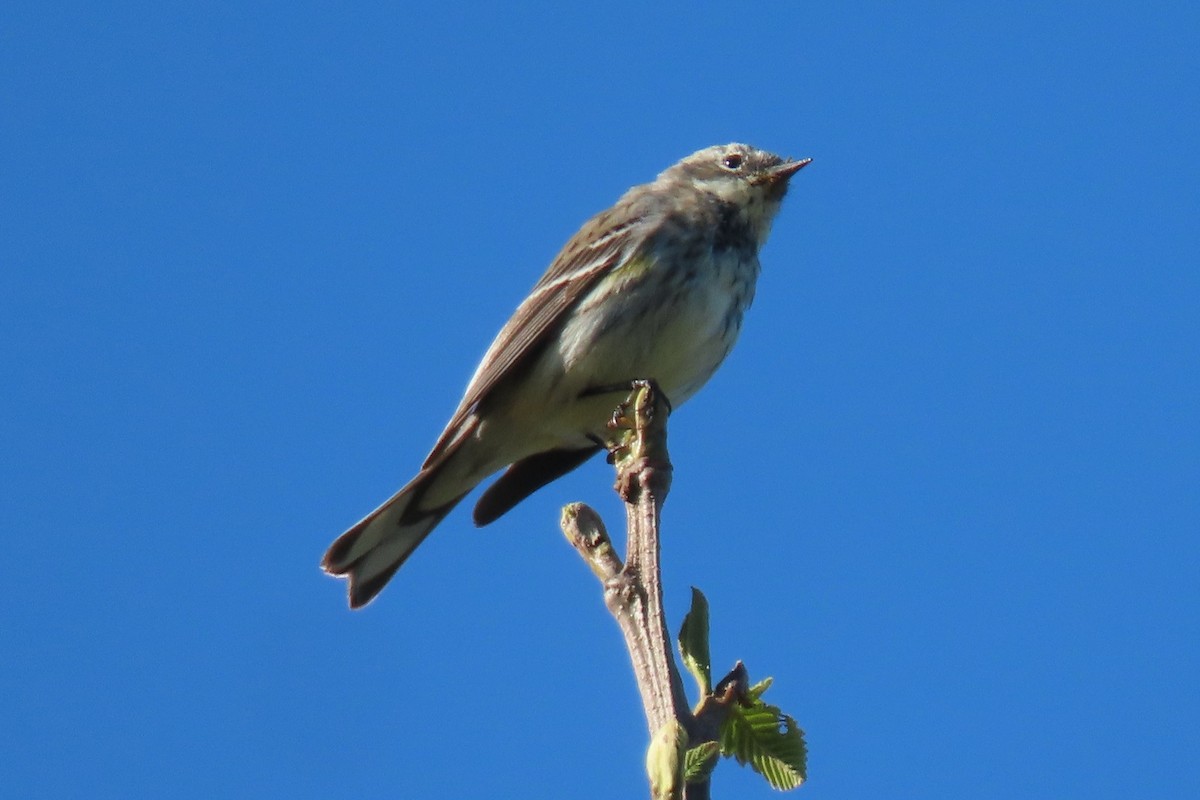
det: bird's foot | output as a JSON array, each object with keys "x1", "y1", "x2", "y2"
[{"x1": 604, "y1": 379, "x2": 671, "y2": 466}]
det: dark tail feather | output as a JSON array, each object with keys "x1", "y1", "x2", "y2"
[
  {"x1": 323, "y1": 481, "x2": 463, "y2": 608},
  {"x1": 472, "y1": 446, "x2": 601, "y2": 526}
]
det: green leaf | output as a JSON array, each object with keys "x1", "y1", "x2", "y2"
[
  {"x1": 719, "y1": 695, "x2": 807, "y2": 790},
  {"x1": 747, "y1": 676, "x2": 774, "y2": 701},
  {"x1": 683, "y1": 741, "x2": 720, "y2": 784},
  {"x1": 677, "y1": 587, "x2": 712, "y2": 695}
]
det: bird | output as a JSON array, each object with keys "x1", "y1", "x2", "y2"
[{"x1": 323, "y1": 143, "x2": 810, "y2": 608}]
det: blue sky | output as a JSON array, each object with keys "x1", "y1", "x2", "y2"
[{"x1": 3, "y1": 2, "x2": 1197, "y2": 797}]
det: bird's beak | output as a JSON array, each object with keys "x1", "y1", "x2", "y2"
[
  {"x1": 752, "y1": 157, "x2": 812, "y2": 187},
  {"x1": 771, "y1": 157, "x2": 812, "y2": 181}
]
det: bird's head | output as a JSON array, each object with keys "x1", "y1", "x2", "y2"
[
  {"x1": 657, "y1": 143, "x2": 810, "y2": 247},
  {"x1": 664, "y1": 143, "x2": 811, "y2": 204}
]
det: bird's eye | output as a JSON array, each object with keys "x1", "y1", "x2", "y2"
[{"x1": 722, "y1": 153, "x2": 744, "y2": 171}]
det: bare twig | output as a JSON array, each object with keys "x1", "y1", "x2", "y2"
[
  {"x1": 561, "y1": 381, "x2": 705, "y2": 798},
  {"x1": 562, "y1": 382, "x2": 804, "y2": 798}
]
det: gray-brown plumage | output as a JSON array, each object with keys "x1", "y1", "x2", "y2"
[{"x1": 323, "y1": 143, "x2": 810, "y2": 608}]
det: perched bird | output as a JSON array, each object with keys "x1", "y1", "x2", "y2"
[{"x1": 323, "y1": 143, "x2": 810, "y2": 608}]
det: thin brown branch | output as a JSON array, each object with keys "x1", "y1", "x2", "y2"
[{"x1": 561, "y1": 381, "x2": 710, "y2": 799}]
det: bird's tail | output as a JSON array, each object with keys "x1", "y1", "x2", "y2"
[{"x1": 321, "y1": 471, "x2": 464, "y2": 608}]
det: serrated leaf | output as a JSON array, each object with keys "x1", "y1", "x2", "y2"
[
  {"x1": 683, "y1": 741, "x2": 719, "y2": 784},
  {"x1": 748, "y1": 676, "x2": 774, "y2": 701},
  {"x1": 677, "y1": 587, "x2": 711, "y2": 695},
  {"x1": 719, "y1": 698, "x2": 807, "y2": 790}
]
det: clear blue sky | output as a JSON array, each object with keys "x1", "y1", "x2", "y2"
[{"x1": 3, "y1": 2, "x2": 1197, "y2": 798}]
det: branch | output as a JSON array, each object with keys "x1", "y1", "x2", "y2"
[
  {"x1": 560, "y1": 381, "x2": 807, "y2": 798},
  {"x1": 560, "y1": 381, "x2": 701, "y2": 798}
]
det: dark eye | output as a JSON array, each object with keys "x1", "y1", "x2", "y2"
[{"x1": 722, "y1": 153, "x2": 744, "y2": 171}]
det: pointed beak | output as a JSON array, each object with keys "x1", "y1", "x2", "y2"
[
  {"x1": 771, "y1": 157, "x2": 812, "y2": 181},
  {"x1": 752, "y1": 157, "x2": 812, "y2": 188}
]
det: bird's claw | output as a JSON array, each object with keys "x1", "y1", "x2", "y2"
[{"x1": 605, "y1": 379, "x2": 671, "y2": 465}]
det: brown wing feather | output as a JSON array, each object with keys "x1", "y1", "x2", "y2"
[{"x1": 421, "y1": 205, "x2": 646, "y2": 469}]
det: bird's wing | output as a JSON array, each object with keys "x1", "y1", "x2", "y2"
[{"x1": 421, "y1": 203, "x2": 648, "y2": 469}]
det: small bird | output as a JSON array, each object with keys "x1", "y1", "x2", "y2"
[{"x1": 323, "y1": 143, "x2": 810, "y2": 608}]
